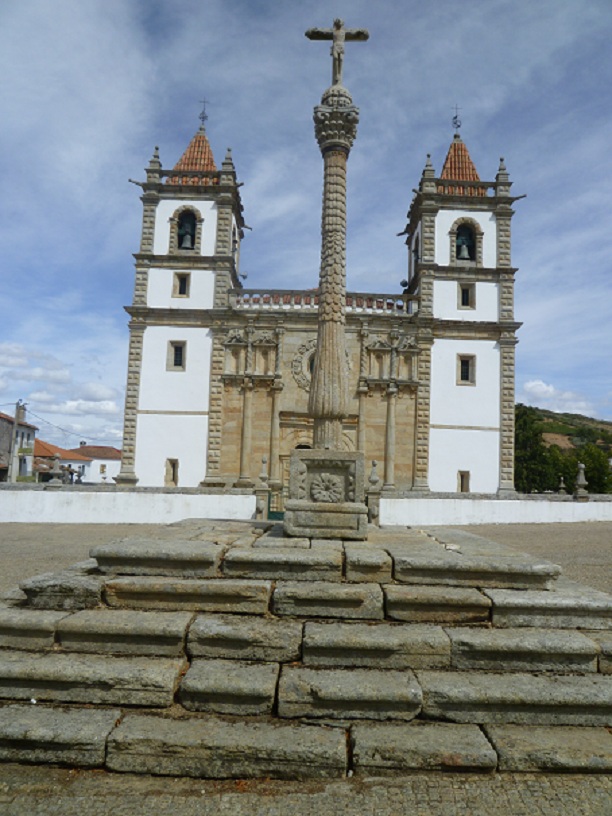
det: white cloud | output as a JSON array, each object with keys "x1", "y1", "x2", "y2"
[
  {"x1": 41, "y1": 400, "x2": 120, "y2": 417},
  {"x1": 519, "y1": 379, "x2": 594, "y2": 416}
]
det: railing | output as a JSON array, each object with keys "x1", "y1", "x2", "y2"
[
  {"x1": 435, "y1": 179, "x2": 495, "y2": 197},
  {"x1": 230, "y1": 289, "x2": 419, "y2": 315}
]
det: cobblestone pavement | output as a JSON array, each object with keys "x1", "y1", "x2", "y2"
[
  {"x1": 0, "y1": 765, "x2": 610, "y2": 815},
  {"x1": 0, "y1": 520, "x2": 611, "y2": 813}
]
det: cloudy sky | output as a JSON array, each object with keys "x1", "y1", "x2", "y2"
[{"x1": 1, "y1": 0, "x2": 611, "y2": 447}]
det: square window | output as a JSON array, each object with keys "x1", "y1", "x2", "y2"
[
  {"x1": 173, "y1": 273, "x2": 190, "y2": 298},
  {"x1": 456, "y1": 355, "x2": 476, "y2": 385},
  {"x1": 167, "y1": 341, "x2": 186, "y2": 371},
  {"x1": 458, "y1": 283, "x2": 475, "y2": 309}
]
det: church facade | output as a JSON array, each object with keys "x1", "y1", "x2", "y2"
[{"x1": 115, "y1": 125, "x2": 520, "y2": 504}]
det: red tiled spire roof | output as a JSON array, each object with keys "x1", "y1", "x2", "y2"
[
  {"x1": 166, "y1": 126, "x2": 218, "y2": 186},
  {"x1": 439, "y1": 134, "x2": 486, "y2": 197}
]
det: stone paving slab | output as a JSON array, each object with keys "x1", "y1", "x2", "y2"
[
  {"x1": 302, "y1": 621, "x2": 450, "y2": 669},
  {"x1": 0, "y1": 609, "x2": 69, "y2": 650},
  {"x1": 344, "y1": 545, "x2": 393, "y2": 583},
  {"x1": 273, "y1": 581, "x2": 383, "y2": 620},
  {"x1": 0, "y1": 704, "x2": 120, "y2": 767},
  {"x1": 352, "y1": 721, "x2": 497, "y2": 773},
  {"x1": 106, "y1": 713, "x2": 347, "y2": 779},
  {"x1": 485, "y1": 583, "x2": 612, "y2": 629},
  {"x1": 385, "y1": 585, "x2": 491, "y2": 623},
  {"x1": 104, "y1": 577, "x2": 272, "y2": 614},
  {"x1": 188, "y1": 614, "x2": 302, "y2": 661},
  {"x1": 91, "y1": 539, "x2": 226, "y2": 577},
  {"x1": 56, "y1": 609, "x2": 193, "y2": 656},
  {"x1": 222, "y1": 547, "x2": 343, "y2": 581},
  {"x1": 1, "y1": 766, "x2": 611, "y2": 816},
  {"x1": 484, "y1": 724, "x2": 612, "y2": 772},
  {"x1": 0, "y1": 651, "x2": 185, "y2": 707},
  {"x1": 20, "y1": 571, "x2": 104, "y2": 610},
  {"x1": 418, "y1": 670, "x2": 612, "y2": 725},
  {"x1": 278, "y1": 666, "x2": 422, "y2": 720},
  {"x1": 587, "y1": 631, "x2": 612, "y2": 673},
  {"x1": 179, "y1": 659, "x2": 279, "y2": 715},
  {"x1": 446, "y1": 627, "x2": 599, "y2": 672}
]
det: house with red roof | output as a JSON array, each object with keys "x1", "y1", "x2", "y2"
[
  {"x1": 0, "y1": 409, "x2": 38, "y2": 481},
  {"x1": 65, "y1": 443, "x2": 122, "y2": 483}
]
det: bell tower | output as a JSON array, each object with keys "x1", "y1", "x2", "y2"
[
  {"x1": 115, "y1": 119, "x2": 245, "y2": 487},
  {"x1": 404, "y1": 132, "x2": 521, "y2": 494}
]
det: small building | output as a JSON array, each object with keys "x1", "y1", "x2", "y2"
[
  {"x1": 0, "y1": 410, "x2": 38, "y2": 482},
  {"x1": 65, "y1": 444, "x2": 122, "y2": 483},
  {"x1": 33, "y1": 440, "x2": 92, "y2": 483}
]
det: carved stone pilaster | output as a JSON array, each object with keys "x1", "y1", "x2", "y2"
[
  {"x1": 114, "y1": 322, "x2": 145, "y2": 485},
  {"x1": 413, "y1": 337, "x2": 432, "y2": 491},
  {"x1": 235, "y1": 378, "x2": 255, "y2": 488},
  {"x1": 498, "y1": 333, "x2": 518, "y2": 495},
  {"x1": 201, "y1": 330, "x2": 226, "y2": 484}
]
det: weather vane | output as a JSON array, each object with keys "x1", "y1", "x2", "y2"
[
  {"x1": 199, "y1": 99, "x2": 209, "y2": 128},
  {"x1": 452, "y1": 104, "x2": 462, "y2": 131}
]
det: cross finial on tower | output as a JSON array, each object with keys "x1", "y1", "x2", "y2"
[
  {"x1": 452, "y1": 104, "x2": 462, "y2": 132},
  {"x1": 199, "y1": 99, "x2": 209, "y2": 130}
]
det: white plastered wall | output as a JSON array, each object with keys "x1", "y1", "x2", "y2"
[
  {"x1": 435, "y1": 209, "x2": 496, "y2": 267},
  {"x1": 153, "y1": 200, "x2": 217, "y2": 256},
  {"x1": 147, "y1": 268, "x2": 215, "y2": 310},
  {"x1": 135, "y1": 325, "x2": 213, "y2": 486},
  {"x1": 433, "y1": 280, "x2": 499, "y2": 322},
  {"x1": 429, "y1": 338, "x2": 500, "y2": 493},
  {"x1": 134, "y1": 413, "x2": 209, "y2": 487}
]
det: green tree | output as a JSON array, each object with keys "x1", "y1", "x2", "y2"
[
  {"x1": 570, "y1": 443, "x2": 612, "y2": 494},
  {"x1": 514, "y1": 404, "x2": 554, "y2": 493}
]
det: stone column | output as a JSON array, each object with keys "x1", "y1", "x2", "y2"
[
  {"x1": 383, "y1": 384, "x2": 397, "y2": 491},
  {"x1": 308, "y1": 85, "x2": 359, "y2": 450},
  {"x1": 498, "y1": 333, "x2": 517, "y2": 495},
  {"x1": 269, "y1": 382, "x2": 282, "y2": 489},
  {"x1": 235, "y1": 379, "x2": 254, "y2": 488}
]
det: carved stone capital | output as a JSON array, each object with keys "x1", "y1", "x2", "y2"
[{"x1": 314, "y1": 86, "x2": 359, "y2": 153}]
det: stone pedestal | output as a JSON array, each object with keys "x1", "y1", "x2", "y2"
[{"x1": 283, "y1": 450, "x2": 368, "y2": 540}]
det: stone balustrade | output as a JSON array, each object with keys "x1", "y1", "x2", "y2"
[{"x1": 230, "y1": 289, "x2": 419, "y2": 315}]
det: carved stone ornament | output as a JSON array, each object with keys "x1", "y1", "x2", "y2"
[
  {"x1": 224, "y1": 329, "x2": 245, "y2": 345},
  {"x1": 254, "y1": 331, "x2": 275, "y2": 345},
  {"x1": 310, "y1": 472, "x2": 344, "y2": 503},
  {"x1": 291, "y1": 337, "x2": 351, "y2": 392}
]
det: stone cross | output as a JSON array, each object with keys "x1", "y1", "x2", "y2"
[{"x1": 306, "y1": 18, "x2": 369, "y2": 86}]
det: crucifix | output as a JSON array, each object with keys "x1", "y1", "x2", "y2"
[{"x1": 305, "y1": 18, "x2": 369, "y2": 86}]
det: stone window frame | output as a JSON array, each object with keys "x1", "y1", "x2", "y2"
[
  {"x1": 449, "y1": 217, "x2": 484, "y2": 266},
  {"x1": 456, "y1": 354, "x2": 476, "y2": 386},
  {"x1": 457, "y1": 282, "x2": 476, "y2": 310},
  {"x1": 165, "y1": 458, "x2": 179, "y2": 487},
  {"x1": 167, "y1": 341, "x2": 187, "y2": 371},
  {"x1": 457, "y1": 470, "x2": 470, "y2": 493},
  {"x1": 172, "y1": 272, "x2": 191, "y2": 298},
  {"x1": 168, "y1": 205, "x2": 204, "y2": 255}
]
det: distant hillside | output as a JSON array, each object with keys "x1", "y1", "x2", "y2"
[{"x1": 529, "y1": 407, "x2": 612, "y2": 453}]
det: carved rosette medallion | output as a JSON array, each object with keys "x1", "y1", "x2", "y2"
[
  {"x1": 310, "y1": 472, "x2": 344, "y2": 503},
  {"x1": 292, "y1": 338, "x2": 351, "y2": 392}
]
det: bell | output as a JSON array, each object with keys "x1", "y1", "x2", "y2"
[
  {"x1": 180, "y1": 232, "x2": 193, "y2": 249},
  {"x1": 457, "y1": 243, "x2": 470, "y2": 260}
]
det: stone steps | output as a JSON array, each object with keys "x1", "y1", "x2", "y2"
[
  {"x1": 0, "y1": 705, "x2": 611, "y2": 777},
  {"x1": 1, "y1": 520, "x2": 612, "y2": 778}
]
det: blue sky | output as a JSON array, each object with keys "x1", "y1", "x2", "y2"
[{"x1": 1, "y1": 0, "x2": 611, "y2": 447}]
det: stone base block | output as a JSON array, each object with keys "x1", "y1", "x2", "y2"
[
  {"x1": 284, "y1": 500, "x2": 368, "y2": 541},
  {"x1": 418, "y1": 671, "x2": 612, "y2": 726},
  {"x1": 0, "y1": 651, "x2": 185, "y2": 707},
  {"x1": 278, "y1": 665, "x2": 422, "y2": 720},
  {"x1": 20, "y1": 571, "x2": 103, "y2": 610},
  {"x1": 385, "y1": 585, "x2": 491, "y2": 624},
  {"x1": 0, "y1": 705, "x2": 121, "y2": 768},
  {"x1": 484, "y1": 724, "x2": 612, "y2": 772},
  {"x1": 273, "y1": 581, "x2": 383, "y2": 620},
  {"x1": 0, "y1": 609, "x2": 69, "y2": 650},
  {"x1": 188, "y1": 614, "x2": 302, "y2": 662},
  {"x1": 56, "y1": 609, "x2": 193, "y2": 656},
  {"x1": 222, "y1": 546, "x2": 343, "y2": 581},
  {"x1": 352, "y1": 721, "x2": 497, "y2": 773},
  {"x1": 107, "y1": 713, "x2": 347, "y2": 779},
  {"x1": 302, "y1": 621, "x2": 450, "y2": 669},
  {"x1": 91, "y1": 539, "x2": 225, "y2": 578},
  {"x1": 179, "y1": 659, "x2": 279, "y2": 715},
  {"x1": 447, "y1": 627, "x2": 598, "y2": 673},
  {"x1": 486, "y1": 585, "x2": 612, "y2": 630},
  {"x1": 104, "y1": 577, "x2": 272, "y2": 614}
]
